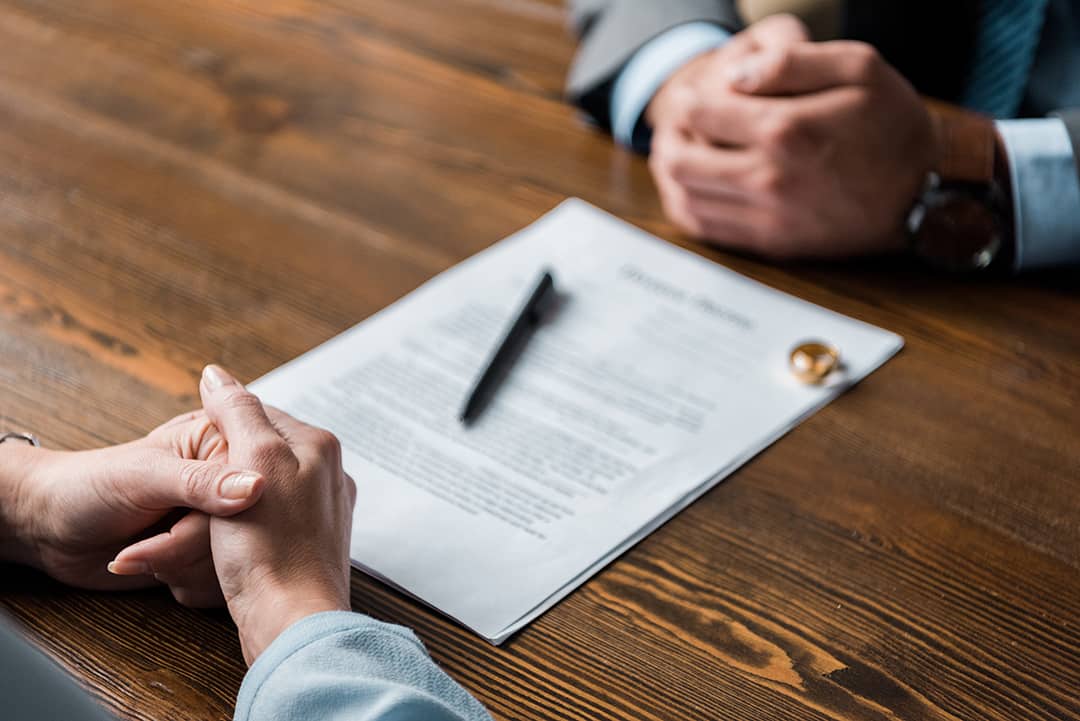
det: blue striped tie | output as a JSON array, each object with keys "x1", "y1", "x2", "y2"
[{"x1": 961, "y1": 0, "x2": 1050, "y2": 118}]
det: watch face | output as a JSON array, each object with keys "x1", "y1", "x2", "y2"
[{"x1": 910, "y1": 184, "x2": 1003, "y2": 271}]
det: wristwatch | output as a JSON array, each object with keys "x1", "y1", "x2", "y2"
[{"x1": 907, "y1": 103, "x2": 1014, "y2": 271}]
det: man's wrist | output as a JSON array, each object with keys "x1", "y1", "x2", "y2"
[
  {"x1": 612, "y1": 22, "x2": 731, "y2": 151},
  {"x1": 644, "y1": 49, "x2": 715, "y2": 129}
]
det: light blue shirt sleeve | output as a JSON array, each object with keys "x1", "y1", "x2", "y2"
[
  {"x1": 997, "y1": 118, "x2": 1080, "y2": 270},
  {"x1": 235, "y1": 612, "x2": 492, "y2": 721},
  {"x1": 610, "y1": 22, "x2": 731, "y2": 153}
]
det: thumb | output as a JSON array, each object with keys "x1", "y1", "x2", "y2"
[
  {"x1": 729, "y1": 41, "x2": 882, "y2": 96},
  {"x1": 114, "y1": 452, "x2": 266, "y2": 517}
]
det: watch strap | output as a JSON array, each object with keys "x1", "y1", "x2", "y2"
[{"x1": 925, "y1": 100, "x2": 998, "y2": 184}]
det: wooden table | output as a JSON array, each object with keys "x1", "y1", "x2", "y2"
[{"x1": 0, "y1": 2, "x2": 1077, "y2": 720}]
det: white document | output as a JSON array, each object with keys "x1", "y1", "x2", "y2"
[{"x1": 249, "y1": 199, "x2": 903, "y2": 644}]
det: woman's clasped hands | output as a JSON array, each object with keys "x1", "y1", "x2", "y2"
[{"x1": 0, "y1": 365, "x2": 355, "y2": 665}]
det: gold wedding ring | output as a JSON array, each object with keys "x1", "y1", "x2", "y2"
[{"x1": 789, "y1": 341, "x2": 840, "y2": 384}]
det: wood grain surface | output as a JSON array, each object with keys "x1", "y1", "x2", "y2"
[{"x1": 0, "y1": 1, "x2": 1077, "y2": 720}]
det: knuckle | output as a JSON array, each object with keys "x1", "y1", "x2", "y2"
[
  {"x1": 682, "y1": 88, "x2": 722, "y2": 126},
  {"x1": 221, "y1": 387, "x2": 264, "y2": 414},
  {"x1": 250, "y1": 437, "x2": 286, "y2": 458},
  {"x1": 769, "y1": 46, "x2": 796, "y2": 77},
  {"x1": 313, "y1": 429, "x2": 342, "y2": 462},
  {"x1": 847, "y1": 87, "x2": 876, "y2": 114},
  {"x1": 653, "y1": 85, "x2": 698, "y2": 131},
  {"x1": 761, "y1": 112, "x2": 812, "y2": 153},
  {"x1": 700, "y1": 49, "x2": 730, "y2": 77},
  {"x1": 249, "y1": 438, "x2": 294, "y2": 469},
  {"x1": 767, "y1": 13, "x2": 810, "y2": 39},
  {"x1": 179, "y1": 461, "x2": 219, "y2": 501},
  {"x1": 761, "y1": 114, "x2": 797, "y2": 148},
  {"x1": 753, "y1": 165, "x2": 788, "y2": 196},
  {"x1": 668, "y1": 86, "x2": 700, "y2": 123},
  {"x1": 687, "y1": 101, "x2": 710, "y2": 132},
  {"x1": 844, "y1": 41, "x2": 881, "y2": 80}
]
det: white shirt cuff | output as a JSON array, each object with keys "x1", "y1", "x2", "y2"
[
  {"x1": 997, "y1": 118, "x2": 1080, "y2": 270},
  {"x1": 610, "y1": 22, "x2": 731, "y2": 152}
]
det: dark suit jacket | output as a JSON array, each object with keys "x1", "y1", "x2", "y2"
[{"x1": 566, "y1": 0, "x2": 1080, "y2": 183}]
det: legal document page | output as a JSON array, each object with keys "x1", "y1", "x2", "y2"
[{"x1": 250, "y1": 199, "x2": 903, "y2": 643}]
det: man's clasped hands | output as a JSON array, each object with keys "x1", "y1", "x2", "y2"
[
  {"x1": 0, "y1": 365, "x2": 355, "y2": 665},
  {"x1": 647, "y1": 14, "x2": 940, "y2": 260}
]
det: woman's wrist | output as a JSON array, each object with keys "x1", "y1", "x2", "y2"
[
  {"x1": 227, "y1": 572, "x2": 351, "y2": 665},
  {"x1": 0, "y1": 443, "x2": 46, "y2": 566}
]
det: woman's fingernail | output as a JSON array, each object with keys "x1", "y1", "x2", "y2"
[
  {"x1": 202, "y1": 364, "x2": 234, "y2": 391},
  {"x1": 107, "y1": 560, "x2": 152, "y2": 576},
  {"x1": 220, "y1": 471, "x2": 260, "y2": 500}
]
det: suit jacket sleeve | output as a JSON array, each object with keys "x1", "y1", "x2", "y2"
[{"x1": 566, "y1": 0, "x2": 743, "y2": 129}]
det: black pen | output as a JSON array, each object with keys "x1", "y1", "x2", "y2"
[{"x1": 459, "y1": 269, "x2": 557, "y2": 426}]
